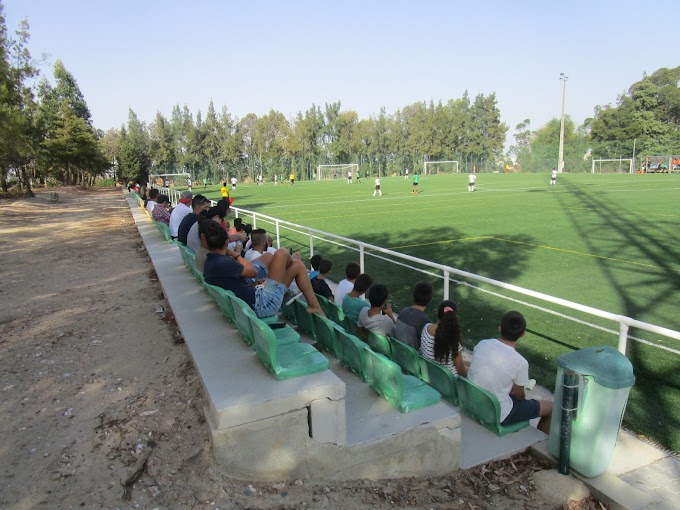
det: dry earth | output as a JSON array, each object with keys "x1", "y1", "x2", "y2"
[{"x1": 0, "y1": 187, "x2": 604, "y2": 510}]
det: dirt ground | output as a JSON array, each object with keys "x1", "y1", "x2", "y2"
[{"x1": 0, "y1": 187, "x2": 604, "y2": 510}]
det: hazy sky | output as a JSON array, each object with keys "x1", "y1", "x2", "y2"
[{"x1": 4, "y1": 0, "x2": 678, "y2": 148}]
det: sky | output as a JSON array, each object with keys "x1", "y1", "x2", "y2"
[{"x1": 4, "y1": 0, "x2": 679, "y2": 149}]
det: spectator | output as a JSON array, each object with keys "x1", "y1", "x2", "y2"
[
  {"x1": 468, "y1": 311, "x2": 553, "y2": 434},
  {"x1": 169, "y1": 191, "x2": 193, "y2": 238},
  {"x1": 244, "y1": 229, "x2": 269, "y2": 262},
  {"x1": 334, "y1": 262, "x2": 360, "y2": 306},
  {"x1": 146, "y1": 188, "x2": 160, "y2": 216},
  {"x1": 311, "y1": 259, "x2": 334, "y2": 300},
  {"x1": 202, "y1": 220, "x2": 324, "y2": 318},
  {"x1": 188, "y1": 206, "x2": 236, "y2": 253},
  {"x1": 357, "y1": 284, "x2": 396, "y2": 339},
  {"x1": 394, "y1": 281, "x2": 434, "y2": 349},
  {"x1": 177, "y1": 195, "x2": 210, "y2": 246},
  {"x1": 342, "y1": 273, "x2": 373, "y2": 322},
  {"x1": 420, "y1": 300, "x2": 467, "y2": 376},
  {"x1": 265, "y1": 235, "x2": 278, "y2": 255},
  {"x1": 309, "y1": 254, "x2": 323, "y2": 280},
  {"x1": 151, "y1": 194, "x2": 171, "y2": 225}
]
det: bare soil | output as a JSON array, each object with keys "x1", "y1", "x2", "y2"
[{"x1": 0, "y1": 187, "x2": 604, "y2": 509}]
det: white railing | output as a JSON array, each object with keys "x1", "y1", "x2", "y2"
[{"x1": 155, "y1": 187, "x2": 680, "y2": 356}]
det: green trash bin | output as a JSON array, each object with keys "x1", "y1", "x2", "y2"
[{"x1": 548, "y1": 345, "x2": 635, "y2": 477}]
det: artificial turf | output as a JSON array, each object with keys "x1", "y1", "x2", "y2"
[{"x1": 193, "y1": 172, "x2": 680, "y2": 451}]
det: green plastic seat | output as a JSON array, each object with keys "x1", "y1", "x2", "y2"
[
  {"x1": 366, "y1": 330, "x2": 392, "y2": 358},
  {"x1": 455, "y1": 377, "x2": 529, "y2": 436},
  {"x1": 227, "y1": 293, "x2": 300, "y2": 346},
  {"x1": 315, "y1": 293, "x2": 333, "y2": 316},
  {"x1": 419, "y1": 357, "x2": 459, "y2": 406},
  {"x1": 204, "y1": 283, "x2": 236, "y2": 323},
  {"x1": 389, "y1": 338, "x2": 422, "y2": 377},
  {"x1": 280, "y1": 299, "x2": 297, "y2": 324},
  {"x1": 293, "y1": 298, "x2": 316, "y2": 339},
  {"x1": 364, "y1": 350, "x2": 441, "y2": 413},
  {"x1": 344, "y1": 317, "x2": 359, "y2": 337},
  {"x1": 248, "y1": 313, "x2": 329, "y2": 381},
  {"x1": 155, "y1": 221, "x2": 175, "y2": 243},
  {"x1": 333, "y1": 326, "x2": 372, "y2": 383},
  {"x1": 312, "y1": 313, "x2": 340, "y2": 356},
  {"x1": 327, "y1": 301, "x2": 349, "y2": 330}
]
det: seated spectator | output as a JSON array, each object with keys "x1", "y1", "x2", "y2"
[
  {"x1": 468, "y1": 311, "x2": 553, "y2": 433},
  {"x1": 419, "y1": 300, "x2": 467, "y2": 376},
  {"x1": 265, "y1": 235, "x2": 278, "y2": 255},
  {"x1": 309, "y1": 254, "x2": 323, "y2": 280},
  {"x1": 311, "y1": 259, "x2": 334, "y2": 300},
  {"x1": 334, "y1": 262, "x2": 360, "y2": 307},
  {"x1": 188, "y1": 207, "x2": 242, "y2": 254},
  {"x1": 177, "y1": 195, "x2": 210, "y2": 246},
  {"x1": 342, "y1": 273, "x2": 373, "y2": 322},
  {"x1": 244, "y1": 229, "x2": 269, "y2": 262},
  {"x1": 146, "y1": 188, "x2": 160, "y2": 216},
  {"x1": 169, "y1": 191, "x2": 193, "y2": 238},
  {"x1": 394, "y1": 281, "x2": 434, "y2": 349},
  {"x1": 357, "y1": 283, "x2": 396, "y2": 339},
  {"x1": 202, "y1": 221, "x2": 324, "y2": 318},
  {"x1": 151, "y1": 194, "x2": 171, "y2": 225}
]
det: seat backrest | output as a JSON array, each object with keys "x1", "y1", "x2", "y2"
[
  {"x1": 389, "y1": 338, "x2": 422, "y2": 377},
  {"x1": 315, "y1": 293, "x2": 332, "y2": 316},
  {"x1": 365, "y1": 349, "x2": 403, "y2": 404},
  {"x1": 312, "y1": 313, "x2": 338, "y2": 356},
  {"x1": 334, "y1": 326, "x2": 372, "y2": 382},
  {"x1": 456, "y1": 377, "x2": 502, "y2": 431},
  {"x1": 327, "y1": 302, "x2": 348, "y2": 329},
  {"x1": 280, "y1": 299, "x2": 297, "y2": 324},
  {"x1": 293, "y1": 298, "x2": 315, "y2": 338},
  {"x1": 227, "y1": 294, "x2": 255, "y2": 345},
  {"x1": 156, "y1": 221, "x2": 173, "y2": 243},
  {"x1": 204, "y1": 283, "x2": 236, "y2": 323},
  {"x1": 419, "y1": 357, "x2": 458, "y2": 406},
  {"x1": 247, "y1": 313, "x2": 277, "y2": 370},
  {"x1": 345, "y1": 318, "x2": 359, "y2": 336},
  {"x1": 366, "y1": 330, "x2": 392, "y2": 358}
]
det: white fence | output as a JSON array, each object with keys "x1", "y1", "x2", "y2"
[{"x1": 155, "y1": 187, "x2": 680, "y2": 357}]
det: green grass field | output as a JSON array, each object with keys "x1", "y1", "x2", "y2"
[{"x1": 192, "y1": 173, "x2": 680, "y2": 451}]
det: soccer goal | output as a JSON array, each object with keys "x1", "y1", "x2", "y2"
[
  {"x1": 591, "y1": 159, "x2": 633, "y2": 174},
  {"x1": 150, "y1": 172, "x2": 191, "y2": 187},
  {"x1": 316, "y1": 164, "x2": 359, "y2": 180},
  {"x1": 423, "y1": 160, "x2": 459, "y2": 175}
]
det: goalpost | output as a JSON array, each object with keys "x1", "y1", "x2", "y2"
[
  {"x1": 149, "y1": 172, "x2": 191, "y2": 186},
  {"x1": 591, "y1": 159, "x2": 633, "y2": 174},
  {"x1": 423, "y1": 160, "x2": 459, "y2": 175},
  {"x1": 316, "y1": 164, "x2": 359, "y2": 180}
]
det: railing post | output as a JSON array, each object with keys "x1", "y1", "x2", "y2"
[
  {"x1": 253, "y1": 214, "x2": 257, "y2": 228},
  {"x1": 359, "y1": 245, "x2": 365, "y2": 273},
  {"x1": 275, "y1": 220, "x2": 281, "y2": 249},
  {"x1": 443, "y1": 270, "x2": 450, "y2": 300},
  {"x1": 618, "y1": 322, "x2": 629, "y2": 355},
  {"x1": 309, "y1": 231, "x2": 314, "y2": 258}
]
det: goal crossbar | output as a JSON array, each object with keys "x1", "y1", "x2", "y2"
[
  {"x1": 423, "y1": 160, "x2": 459, "y2": 174},
  {"x1": 591, "y1": 158, "x2": 633, "y2": 174},
  {"x1": 317, "y1": 164, "x2": 359, "y2": 180}
]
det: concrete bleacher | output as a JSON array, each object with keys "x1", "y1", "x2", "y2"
[{"x1": 126, "y1": 192, "x2": 547, "y2": 480}]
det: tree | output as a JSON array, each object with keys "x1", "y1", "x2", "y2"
[{"x1": 117, "y1": 109, "x2": 150, "y2": 182}]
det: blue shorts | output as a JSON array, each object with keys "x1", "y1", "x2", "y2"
[
  {"x1": 501, "y1": 397, "x2": 540, "y2": 425},
  {"x1": 252, "y1": 260, "x2": 268, "y2": 280},
  {"x1": 254, "y1": 278, "x2": 287, "y2": 318}
]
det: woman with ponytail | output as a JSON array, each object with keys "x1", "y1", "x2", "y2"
[{"x1": 419, "y1": 300, "x2": 467, "y2": 376}]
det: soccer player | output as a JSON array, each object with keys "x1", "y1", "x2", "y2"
[
  {"x1": 468, "y1": 173, "x2": 476, "y2": 192},
  {"x1": 187, "y1": 177, "x2": 192, "y2": 191},
  {"x1": 405, "y1": 168, "x2": 409, "y2": 179},
  {"x1": 230, "y1": 176, "x2": 237, "y2": 191},
  {"x1": 289, "y1": 172, "x2": 295, "y2": 185},
  {"x1": 373, "y1": 176, "x2": 382, "y2": 196},
  {"x1": 274, "y1": 174, "x2": 278, "y2": 186},
  {"x1": 411, "y1": 173, "x2": 420, "y2": 194},
  {"x1": 550, "y1": 168, "x2": 557, "y2": 186},
  {"x1": 347, "y1": 170, "x2": 352, "y2": 184},
  {"x1": 221, "y1": 182, "x2": 229, "y2": 200}
]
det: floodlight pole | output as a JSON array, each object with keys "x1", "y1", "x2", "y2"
[{"x1": 558, "y1": 73, "x2": 568, "y2": 173}]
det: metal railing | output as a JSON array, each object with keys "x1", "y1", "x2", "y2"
[{"x1": 155, "y1": 187, "x2": 680, "y2": 356}]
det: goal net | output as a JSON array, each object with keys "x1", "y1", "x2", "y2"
[
  {"x1": 149, "y1": 173, "x2": 191, "y2": 187},
  {"x1": 591, "y1": 159, "x2": 633, "y2": 174},
  {"x1": 423, "y1": 160, "x2": 459, "y2": 175},
  {"x1": 316, "y1": 164, "x2": 359, "y2": 180}
]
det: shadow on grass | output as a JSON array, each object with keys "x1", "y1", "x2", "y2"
[{"x1": 558, "y1": 180, "x2": 680, "y2": 452}]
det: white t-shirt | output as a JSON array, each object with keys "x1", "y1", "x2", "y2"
[
  {"x1": 468, "y1": 339, "x2": 530, "y2": 421},
  {"x1": 334, "y1": 279, "x2": 354, "y2": 307},
  {"x1": 244, "y1": 249, "x2": 263, "y2": 262},
  {"x1": 551, "y1": 170, "x2": 557, "y2": 179},
  {"x1": 146, "y1": 200, "x2": 157, "y2": 216},
  {"x1": 230, "y1": 177, "x2": 237, "y2": 185},
  {"x1": 469, "y1": 174, "x2": 476, "y2": 184},
  {"x1": 169, "y1": 203, "x2": 192, "y2": 237},
  {"x1": 375, "y1": 177, "x2": 381, "y2": 187},
  {"x1": 358, "y1": 307, "x2": 394, "y2": 337}
]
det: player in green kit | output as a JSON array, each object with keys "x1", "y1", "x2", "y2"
[{"x1": 411, "y1": 172, "x2": 420, "y2": 194}]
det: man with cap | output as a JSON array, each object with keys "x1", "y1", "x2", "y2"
[
  {"x1": 177, "y1": 194, "x2": 210, "y2": 246},
  {"x1": 169, "y1": 190, "x2": 193, "y2": 238},
  {"x1": 152, "y1": 194, "x2": 171, "y2": 225}
]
